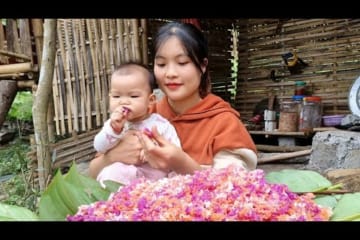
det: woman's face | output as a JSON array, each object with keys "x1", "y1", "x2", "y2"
[{"x1": 154, "y1": 36, "x2": 203, "y2": 106}]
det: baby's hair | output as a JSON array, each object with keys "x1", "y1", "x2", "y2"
[{"x1": 113, "y1": 61, "x2": 155, "y2": 92}]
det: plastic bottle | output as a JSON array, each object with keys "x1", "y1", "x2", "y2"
[{"x1": 294, "y1": 81, "x2": 306, "y2": 95}]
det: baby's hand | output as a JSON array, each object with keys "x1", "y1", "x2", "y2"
[{"x1": 110, "y1": 106, "x2": 130, "y2": 134}]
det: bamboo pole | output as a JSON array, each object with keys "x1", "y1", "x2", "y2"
[
  {"x1": 0, "y1": 62, "x2": 33, "y2": 75},
  {"x1": 78, "y1": 19, "x2": 92, "y2": 130},
  {"x1": 123, "y1": 19, "x2": 131, "y2": 61},
  {"x1": 256, "y1": 144, "x2": 311, "y2": 152},
  {"x1": 0, "y1": 49, "x2": 32, "y2": 61},
  {"x1": 72, "y1": 19, "x2": 86, "y2": 132},
  {"x1": 0, "y1": 18, "x2": 7, "y2": 64},
  {"x1": 31, "y1": 19, "x2": 44, "y2": 66},
  {"x1": 17, "y1": 80, "x2": 35, "y2": 89},
  {"x1": 131, "y1": 19, "x2": 141, "y2": 62},
  {"x1": 86, "y1": 19, "x2": 102, "y2": 127},
  {"x1": 52, "y1": 61, "x2": 61, "y2": 135},
  {"x1": 33, "y1": 19, "x2": 57, "y2": 191},
  {"x1": 140, "y1": 19, "x2": 148, "y2": 65},
  {"x1": 18, "y1": 19, "x2": 32, "y2": 63},
  {"x1": 258, "y1": 149, "x2": 312, "y2": 164},
  {"x1": 116, "y1": 19, "x2": 125, "y2": 63},
  {"x1": 109, "y1": 19, "x2": 116, "y2": 70},
  {"x1": 56, "y1": 21, "x2": 69, "y2": 135},
  {"x1": 64, "y1": 19, "x2": 78, "y2": 132}
]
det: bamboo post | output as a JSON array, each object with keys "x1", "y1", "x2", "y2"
[
  {"x1": 72, "y1": 19, "x2": 87, "y2": 132},
  {"x1": 258, "y1": 149, "x2": 312, "y2": 164},
  {"x1": 78, "y1": 19, "x2": 92, "y2": 130},
  {"x1": 31, "y1": 19, "x2": 44, "y2": 66},
  {"x1": 63, "y1": 19, "x2": 78, "y2": 132},
  {"x1": 0, "y1": 19, "x2": 7, "y2": 64},
  {"x1": 18, "y1": 19, "x2": 32, "y2": 63},
  {"x1": 123, "y1": 19, "x2": 131, "y2": 61},
  {"x1": 131, "y1": 19, "x2": 141, "y2": 62},
  {"x1": 86, "y1": 19, "x2": 102, "y2": 127},
  {"x1": 140, "y1": 19, "x2": 148, "y2": 65},
  {"x1": 116, "y1": 19, "x2": 125, "y2": 63},
  {"x1": 32, "y1": 19, "x2": 57, "y2": 191}
]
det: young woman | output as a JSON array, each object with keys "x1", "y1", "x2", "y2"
[{"x1": 89, "y1": 21, "x2": 257, "y2": 179}]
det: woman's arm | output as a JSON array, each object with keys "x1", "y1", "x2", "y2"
[
  {"x1": 213, "y1": 148, "x2": 257, "y2": 170},
  {"x1": 88, "y1": 130, "x2": 143, "y2": 178}
]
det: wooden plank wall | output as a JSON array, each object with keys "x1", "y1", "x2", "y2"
[
  {"x1": 53, "y1": 19, "x2": 147, "y2": 136},
  {"x1": 235, "y1": 19, "x2": 360, "y2": 121}
]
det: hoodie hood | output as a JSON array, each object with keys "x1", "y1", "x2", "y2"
[{"x1": 153, "y1": 94, "x2": 240, "y2": 121}]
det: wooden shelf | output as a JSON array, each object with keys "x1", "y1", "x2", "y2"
[{"x1": 249, "y1": 130, "x2": 308, "y2": 137}]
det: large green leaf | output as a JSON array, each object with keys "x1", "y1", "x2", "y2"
[
  {"x1": 331, "y1": 193, "x2": 360, "y2": 221},
  {"x1": 265, "y1": 169, "x2": 332, "y2": 193},
  {"x1": 38, "y1": 163, "x2": 116, "y2": 220},
  {"x1": 64, "y1": 164, "x2": 113, "y2": 201},
  {"x1": 0, "y1": 203, "x2": 38, "y2": 221},
  {"x1": 314, "y1": 195, "x2": 340, "y2": 210},
  {"x1": 38, "y1": 172, "x2": 73, "y2": 220}
]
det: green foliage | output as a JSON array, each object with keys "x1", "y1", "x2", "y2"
[
  {"x1": 7, "y1": 91, "x2": 33, "y2": 122},
  {"x1": 0, "y1": 139, "x2": 29, "y2": 175},
  {"x1": 331, "y1": 193, "x2": 360, "y2": 221},
  {"x1": 265, "y1": 169, "x2": 333, "y2": 193},
  {"x1": 0, "y1": 163, "x2": 120, "y2": 221},
  {"x1": 0, "y1": 139, "x2": 39, "y2": 212},
  {"x1": 38, "y1": 164, "x2": 119, "y2": 220},
  {"x1": 0, "y1": 202, "x2": 38, "y2": 221}
]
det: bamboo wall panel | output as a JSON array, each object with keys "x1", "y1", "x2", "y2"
[
  {"x1": 53, "y1": 19, "x2": 147, "y2": 136},
  {"x1": 235, "y1": 19, "x2": 360, "y2": 121}
]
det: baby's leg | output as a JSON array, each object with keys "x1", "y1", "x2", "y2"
[
  {"x1": 136, "y1": 163, "x2": 169, "y2": 181},
  {"x1": 96, "y1": 162, "x2": 138, "y2": 187}
]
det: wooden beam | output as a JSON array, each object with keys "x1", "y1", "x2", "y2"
[
  {"x1": 0, "y1": 62, "x2": 35, "y2": 75},
  {"x1": 258, "y1": 149, "x2": 312, "y2": 164},
  {"x1": 256, "y1": 144, "x2": 311, "y2": 152},
  {"x1": 0, "y1": 49, "x2": 32, "y2": 61}
]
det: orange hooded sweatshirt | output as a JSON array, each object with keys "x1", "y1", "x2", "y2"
[{"x1": 150, "y1": 93, "x2": 256, "y2": 165}]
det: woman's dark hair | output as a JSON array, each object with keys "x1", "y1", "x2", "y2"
[{"x1": 154, "y1": 21, "x2": 210, "y2": 98}]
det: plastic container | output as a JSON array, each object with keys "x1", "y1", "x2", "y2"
[
  {"x1": 299, "y1": 96, "x2": 322, "y2": 131},
  {"x1": 322, "y1": 115, "x2": 345, "y2": 127},
  {"x1": 294, "y1": 81, "x2": 306, "y2": 95},
  {"x1": 292, "y1": 95, "x2": 304, "y2": 131},
  {"x1": 278, "y1": 101, "x2": 298, "y2": 132}
]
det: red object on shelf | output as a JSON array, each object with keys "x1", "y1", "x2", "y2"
[{"x1": 181, "y1": 19, "x2": 201, "y2": 30}]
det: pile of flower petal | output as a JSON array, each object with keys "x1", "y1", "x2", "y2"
[{"x1": 67, "y1": 165, "x2": 332, "y2": 221}]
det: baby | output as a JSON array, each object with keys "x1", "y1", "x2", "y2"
[{"x1": 94, "y1": 62, "x2": 181, "y2": 186}]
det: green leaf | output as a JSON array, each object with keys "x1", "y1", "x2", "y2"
[
  {"x1": 265, "y1": 169, "x2": 332, "y2": 193},
  {"x1": 103, "y1": 180, "x2": 122, "y2": 193},
  {"x1": 38, "y1": 172, "x2": 73, "y2": 220},
  {"x1": 0, "y1": 203, "x2": 38, "y2": 221},
  {"x1": 314, "y1": 195, "x2": 339, "y2": 210},
  {"x1": 331, "y1": 193, "x2": 360, "y2": 221},
  {"x1": 38, "y1": 163, "x2": 116, "y2": 221},
  {"x1": 64, "y1": 164, "x2": 110, "y2": 201}
]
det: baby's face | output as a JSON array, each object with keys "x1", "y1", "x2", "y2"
[{"x1": 109, "y1": 71, "x2": 153, "y2": 122}]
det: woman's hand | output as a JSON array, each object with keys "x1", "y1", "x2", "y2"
[
  {"x1": 136, "y1": 126, "x2": 201, "y2": 174},
  {"x1": 104, "y1": 129, "x2": 144, "y2": 165},
  {"x1": 89, "y1": 129, "x2": 143, "y2": 178}
]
